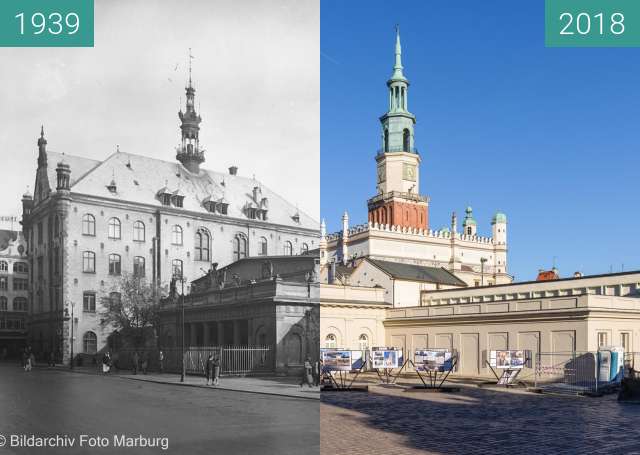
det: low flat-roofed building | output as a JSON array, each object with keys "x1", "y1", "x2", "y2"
[{"x1": 384, "y1": 271, "x2": 640, "y2": 378}]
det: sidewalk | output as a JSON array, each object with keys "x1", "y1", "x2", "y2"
[{"x1": 39, "y1": 365, "x2": 320, "y2": 400}]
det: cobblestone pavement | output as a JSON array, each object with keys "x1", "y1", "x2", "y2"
[{"x1": 321, "y1": 384, "x2": 640, "y2": 455}]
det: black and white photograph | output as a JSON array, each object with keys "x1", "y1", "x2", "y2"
[{"x1": 0, "y1": 1, "x2": 320, "y2": 454}]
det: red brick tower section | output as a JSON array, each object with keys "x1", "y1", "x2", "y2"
[{"x1": 367, "y1": 193, "x2": 429, "y2": 229}]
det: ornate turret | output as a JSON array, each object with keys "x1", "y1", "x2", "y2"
[
  {"x1": 176, "y1": 49, "x2": 205, "y2": 173},
  {"x1": 37, "y1": 126, "x2": 47, "y2": 168},
  {"x1": 56, "y1": 158, "x2": 71, "y2": 191},
  {"x1": 462, "y1": 206, "x2": 477, "y2": 236}
]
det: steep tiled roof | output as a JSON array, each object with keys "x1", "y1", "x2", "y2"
[
  {"x1": 46, "y1": 151, "x2": 317, "y2": 230},
  {"x1": 368, "y1": 258, "x2": 467, "y2": 287}
]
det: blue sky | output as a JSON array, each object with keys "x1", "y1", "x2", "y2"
[{"x1": 321, "y1": 1, "x2": 640, "y2": 282}]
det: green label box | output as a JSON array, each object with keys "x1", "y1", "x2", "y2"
[
  {"x1": 0, "y1": 0, "x2": 93, "y2": 47},
  {"x1": 546, "y1": 0, "x2": 640, "y2": 47}
]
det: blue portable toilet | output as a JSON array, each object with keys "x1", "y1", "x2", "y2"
[{"x1": 598, "y1": 346, "x2": 625, "y2": 384}]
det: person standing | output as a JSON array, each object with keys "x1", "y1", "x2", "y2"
[
  {"x1": 26, "y1": 350, "x2": 35, "y2": 372},
  {"x1": 141, "y1": 352, "x2": 149, "y2": 375},
  {"x1": 205, "y1": 353, "x2": 214, "y2": 386},
  {"x1": 301, "y1": 357, "x2": 313, "y2": 388},
  {"x1": 102, "y1": 351, "x2": 111, "y2": 374},
  {"x1": 213, "y1": 356, "x2": 221, "y2": 386},
  {"x1": 158, "y1": 350, "x2": 164, "y2": 374},
  {"x1": 132, "y1": 351, "x2": 139, "y2": 375}
]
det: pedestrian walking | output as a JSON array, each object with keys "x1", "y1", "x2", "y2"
[
  {"x1": 26, "y1": 351, "x2": 35, "y2": 372},
  {"x1": 141, "y1": 352, "x2": 149, "y2": 375},
  {"x1": 213, "y1": 356, "x2": 220, "y2": 386},
  {"x1": 313, "y1": 359, "x2": 320, "y2": 386},
  {"x1": 205, "y1": 353, "x2": 214, "y2": 386},
  {"x1": 21, "y1": 348, "x2": 28, "y2": 370},
  {"x1": 158, "y1": 350, "x2": 164, "y2": 373},
  {"x1": 132, "y1": 351, "x2": 139, "y2": 375},
  {"x1": 48, "y1": 351, "x2": 55, "y2": 367},
  {"x1": 300, "y1": 357, "x2": 313, "y2": 388},
  {"x1": 102, "y1": 351, "x2": 111, "y2": 374}
]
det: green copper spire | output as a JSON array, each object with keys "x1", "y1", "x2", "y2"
[{"x1": 391, "y1": 25, "x2": 407, "y2": 82}]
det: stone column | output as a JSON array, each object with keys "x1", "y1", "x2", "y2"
[
  {"x1": 203, "y1": 322, "x2": 210, "y2": 347},
  {"x1": 189, "y1": 323, "x2": 197, "y2": 347},
  {"x1": 217, "y1": 321, "x2": 224, "y2": 346},
  {"x1": 233, "y1": 320, "x2": 241, "y2": 346}
]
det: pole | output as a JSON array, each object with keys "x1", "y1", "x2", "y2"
[
  {"x1": 69, "y1": 302, "x2": 74, "y2": 370},
  {"x1": 180, "y1": 277, "x2": 185, "y2": 382}
]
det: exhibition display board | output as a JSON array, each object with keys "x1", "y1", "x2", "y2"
[
  {"x1": 414, "y1": 349, "x2": 454, "y2": 373},
  {"x1": 320, "y1": 349, "x2": 367, "y2": 390},
  {"x1": 486, "y1": 350, "x2": 531, "y2": 386}
]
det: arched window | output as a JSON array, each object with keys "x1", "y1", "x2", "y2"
[
  {"x1": 13, "y1": 262, "x2": 28, "y2": 273},
  {"x1": 0, "y1": 261, "x2": 7, "y2": 272},
  {"x1": 403, "y1": 128, "x2": 410, "y2": 152},
  {"x1": 172, "y1": 225, "x2": 183, "y2": 245},
  {"x1": 172, "y1": 259, "x2": 183, "y2": 278},
  {"x1": 108, "y1": 217, "x2": 121, "y2": 239},
  {"x1": 83, "y1": 331, "x2": 97, "y2": 354},
  {"x1": 259, "y1": 237, "x2": 268, "y2": 256},
  {"x1": 13, "y1": 297, "x2": 27, "y2": 312},
  {"x1": 0, "y1": 296, "x2": 7, "y2": 311},
  {"x1": 82, "y1": 251, "x2": 95, "y2": 273},
  {"x1": 466, "y1": 227, "x2": 472, "y2": 235},
  {"x1": 82, "y1": 214, "x2": 95, "y2": 236},
  {"x1": 325, "y1": 333, "x2": 337, "y2": 349},
  {"x1": 108, "y1": 254, "x2": 121, "y2": 275},
  {"x1": 133, "y1": 221, "x2": 145, "y2": 242},
  {"x1": 383, "y1": 129, "x2": 389, "y2": 153},
  {"x1": 133, "y1": 256, "x2": 145, "y2": 277},
  {"x1": 283, "y1": 241, "x2": 293, "y2": 256},
  {"x1": 358, "y1": 334, "x2": 369, "y2": 350},
  {"x1": 301, "y1": 243, "x2": 309, "y2": 254},
  {"x1": 54, "y1": 215, "x2": 60, "y2": 237},
  {"x1": 195, "y1": 229, "x2": 210, "y2": 262},
  {"x1": 233, "y1": 234, "x2": 247, "y2": 261}
]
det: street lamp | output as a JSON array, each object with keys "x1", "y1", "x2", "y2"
[
  {"x1": 173, "y1": 272, "x2": 186, "y2": 382},
  {"x1": 480, "y1": 258, "x2": 488, "y2": 286},
  {"x1": 69, "y1": 301, "x2": 76, "y2": 370}
]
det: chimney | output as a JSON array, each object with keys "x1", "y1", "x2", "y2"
[{"x1": 228, "y1": 166, "x2": 238, "y2": 176}]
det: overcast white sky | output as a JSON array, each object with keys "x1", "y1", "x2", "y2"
[{"x1": 0, "y1": 0, "x2": 319, "y2": 220}]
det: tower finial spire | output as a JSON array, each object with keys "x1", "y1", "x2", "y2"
[
  {"x1": 188, "y1": 48, "x2": 194, "y2": 87},
  {"x1": 392, "y1": 25, "x2": 405, "y2": 80}
]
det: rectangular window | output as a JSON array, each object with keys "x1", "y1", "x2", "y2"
[
  {"x1": 13, "y1": 278, "x2": 28, "y2": 291},
  {"x1": 172, "y1": 259, "x2": 183, "y2": 279},
  {"x1": 133, "y1": 257, "x2": 145, "y2": 277},
  {"x1": 83, "y1": 292, "x2": 96, "y2": 312},
  {"x1": 108, "y1": 255, "x2": 121, "y2": 275},
  {"x1": 82, "y1": 252, "x2": 96, "y2": 273},
  {"x1": 598, "y1": 332, "x2": 608, "y2": 348},
  {"x1": 621, "y1": 332, "x2": 631, "y2": 352},
  {"x1": 37, "y1": 222, "x2": 43, "y2": 245}
]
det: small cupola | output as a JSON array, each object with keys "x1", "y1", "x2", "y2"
[
  {"x1": 56, "y1": 158, "x2": 71, "y2": 191},
  {"x1": 21, "y1": 189, "x2": 34, "y2": 216},
  {"x1": 462, "y1": 206, "x2": 477, "y2": 236}
]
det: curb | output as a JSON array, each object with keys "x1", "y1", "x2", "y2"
[
  {"x1": 116, "y1": 375, "x2": 321, "y2": 401},
  {"x1": 40, "y1": 366, "x2": 320, "y2": 401}
]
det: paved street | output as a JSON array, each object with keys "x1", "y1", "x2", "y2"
[
  {"x1": 0, "y1": 363, "x2": 319, "y2": 455},
  {"x1": 321, "y1": 384, "x2": 640, "y2": 455}
]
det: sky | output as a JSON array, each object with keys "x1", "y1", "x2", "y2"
[
  {"x1": 320, "y1": 0, "x2": 640, "y2": 282},
  {"x1": 0, "y1": 0, "x2": 319, "y2": 221}
]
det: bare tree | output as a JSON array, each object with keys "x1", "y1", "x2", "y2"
[{"x1": 100, "y1": 273, "x2": 164, "y2": 349}]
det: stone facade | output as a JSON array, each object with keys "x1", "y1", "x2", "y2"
[
  {"x1": 0, "y1": 225, "x2": 29, "y2": 358},
  {"x1": 159, "y1": 255, "x2": 319, "y2": 375},
  {"x1": 22, "y1": 78, "x2": 319, "y2": 365}
]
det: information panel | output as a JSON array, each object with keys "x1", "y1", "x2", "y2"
[
  {"x1": 489, "y1": 350, "x2": 527, "y2": 370},
  {"x1": 371, "y1": 349, "x2": 400, "y2": 369},
  {"x1": 414, "y1": 350, "x2": 453, "y2": 372}
]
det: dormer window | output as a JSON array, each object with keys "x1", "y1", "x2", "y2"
[
  {"x1": 203, "y1": 196, "x2": 229, "y2": 215},
  {"x1": 173, "y1": 195, "x2": 184, "y2": 208},
  {"x1": 157, "y1": 185, "x2": 172, "y2": 206}
]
